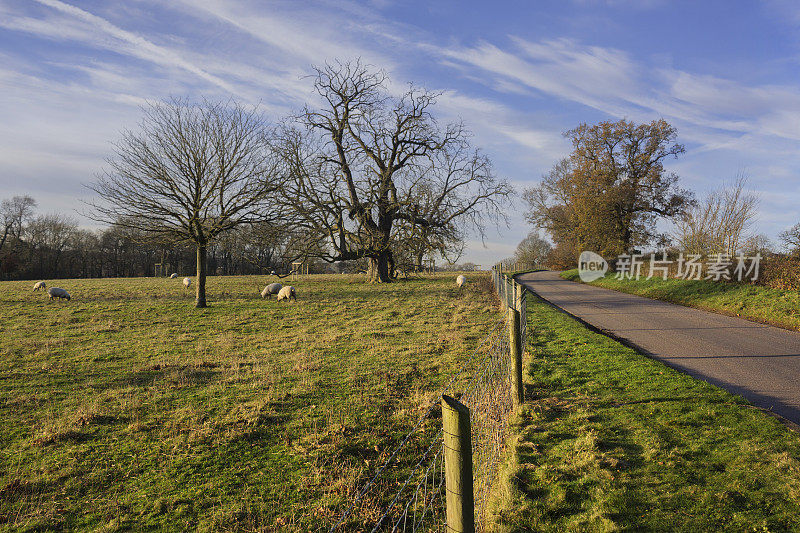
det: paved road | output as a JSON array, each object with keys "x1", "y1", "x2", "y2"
[{"x1": 516, "y1": 270, "x2": 800, "y2": 424}]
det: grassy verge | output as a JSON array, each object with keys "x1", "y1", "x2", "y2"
[
  {"x1": 561, "y1": 269, "x2": 800, "y2": 331},
  {"x1": 0, "y1": 273, "x2": 497, "y2": 531},
  {"x1": 495, "y1": 294, "x2": 800, "y2": 531}
]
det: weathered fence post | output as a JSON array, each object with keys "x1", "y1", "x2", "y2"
[
  {"x1": 508, "y1": 307, "x2": 524, "y2": 406},
  {"x1": 511, "y1": 279, "x2": 518, "y2": 311},
  {"x1": 442, "y1": 395, "x2": 475, "y2": 533}
]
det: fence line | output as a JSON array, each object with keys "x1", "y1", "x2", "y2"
[{"x1": 330, "y1": 270, "x2": 527, "y2": 532}]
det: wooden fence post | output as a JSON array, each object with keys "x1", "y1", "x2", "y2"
[
  {"x1": 442, "y1": 395, "x2": 475, "y2": 533},
  {"x1": 508, "y1": 307, "x2": 524, "y2": 406},
  {"x1": 511, "y1": 280, "x2": 517, "y2": 311}
]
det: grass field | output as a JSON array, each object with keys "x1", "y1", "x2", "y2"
[
  {"x1": 0, "y1": 273, "x2": 499, "y2": 531},
  {"x1": 561, "y1": 269, "x2": 800, "y2": 331},
  {"x1": 497, "y1": 293, "x2": 800, "y2": 531}
]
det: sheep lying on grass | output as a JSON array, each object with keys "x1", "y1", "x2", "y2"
[
  {"x1": 261, "y1": 282, "x2": 282, "y2": 298},
  {"x1": 277, "y1": 285, "x2": 296, "y2": 301},
  {"x1": 47, "y1": 287, "x2": 71, "y2": 301},
  {"x1": 183, "y1": 277, "x2": 191, "y2": 288},
  {"x1": 169, "y1": 273, "x2": 178, "y2": 279},
  {"x1": 456, "y1": 275, "x2": 466, "y2": 288},
  {"x1": 33, "y1": 281, "x2": 46, "y2": 291}
]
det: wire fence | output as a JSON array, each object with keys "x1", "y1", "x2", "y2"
[
  {"x1": 491, "y1": 269, "x2": 527, "y2": 345},
  {"x1": 330, "y1": 271, "x2": 527, "y2": 532}
]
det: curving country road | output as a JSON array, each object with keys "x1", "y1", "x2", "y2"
[{"x1": 516, "y1": 270, "x2": 800, "y2": 425}]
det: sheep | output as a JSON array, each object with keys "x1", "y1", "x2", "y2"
[
  {"x1": 261, "y1": 282, "x2": 282, "y2": 298},
  {"x1": 456, "y1": 275, "x2": 466, "y2": 288},
  {"x1": 276, "y1": 285, "x2": 297, "y2": 301},
  {"x1": 169, "y1": 273, "x2": 178, "y2": 279},
  {"x1": 33, "y1": 281, "x2": 46, "y2": 291},
  {"x1": 47, "y1": 287, "x2": 71, "y2": 301},
  {"x1": 183, "y1": 277, "x2": 192, "y2": 288}
]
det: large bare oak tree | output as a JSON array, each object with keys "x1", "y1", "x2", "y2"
[
  {"x1": 89, "y1": 99, "x2": 281, "y2": 307},
  {"x1": 277, "y1": 61, "x2": 512, "y2": 282}
]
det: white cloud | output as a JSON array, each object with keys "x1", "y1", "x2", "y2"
[
  {"x1": 437, "y1": 35, "x2": 800, "y2": 152},
  {"x1": 440, "y1": 38, "x2": 641, "y2": 118},
  {"x1": 435, "y1": 91, "x2": 568, "y2": 164},
  {"x1": 179, "y1": 0, "x2": 397, "y2": 71},
  {"x1": 15, "y1": 0, "x2": 242, "y2": 95}
]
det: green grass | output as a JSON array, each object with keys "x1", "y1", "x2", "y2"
[
  {"x1": 0, "y1": 273, "x2": 498, "y2": 531},
  {"x1": 561, "y1": 269, "x2": 800, "y2": 331},
  {"x1": 496, "y1": 294, "x2": 800, "y2": 532}
]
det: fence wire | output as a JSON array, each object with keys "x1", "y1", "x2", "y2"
[{"x1": 330, "y1": 271, "x2": 527, "y2": 532}]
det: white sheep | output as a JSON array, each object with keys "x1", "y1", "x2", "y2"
[
  {"x1": 47, "y1": 287, "x2": 71, "y2": 301},
  {"x1": 183, "y1": 277, "x2": 192, "y2": 288},
  {"x1": 276, "y1": 285, "x2": 297, "y2": 301},
  {"x1": 456, "y1": 275, "x2": 466, "y2": 288},
  {"x1": 33, "y1": 281, "x2": 46, "y2": 291},
  {"x1": 169, "y1": 273, "x2": 178, "y2": 279},
  {"x1": 261, "y1": 282, "x2": 282, "y2": 298}
]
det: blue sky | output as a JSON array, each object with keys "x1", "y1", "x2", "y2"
[{"x1": 1, "y1": 0, "x2": 799, "y2": 266}]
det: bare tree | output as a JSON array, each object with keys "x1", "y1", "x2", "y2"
[
  {"x1": 673, "y1": 176, "x2": 759, "y2": 256},
  {"x1": 514, "y1": 231, "x2": 552, "y2": 268},
  {"x1": 741, "y1": 233, "x2": 774, "y2": 256},
  {"x1": 25, "y1": 214, "x2": 78, "y2": 278},
  {"x1": 277, "y1": 60, "x2": 512, "y2": 282},
  {"x1": 779, "y1": 223, "x2": 800, "y2": 257},
  {"x1": 0, "y1": 195, "x2": 36, "y2": 253},
  {"x1": 89, "y1": 99, "x2": 281, "y2": 307}
]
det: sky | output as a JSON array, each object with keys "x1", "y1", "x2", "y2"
[{"x1": 1, "y1": 0, "x2": 800, "y2": 267}]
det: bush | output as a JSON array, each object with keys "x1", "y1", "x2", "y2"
[{"x1": 759, "y1": 255, "x2": 800, "y2": 290}]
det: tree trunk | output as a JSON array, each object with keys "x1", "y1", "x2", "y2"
[
  {"x1": 196, "y1": 244, "x2": 207, "y2": 308},
  {"x1": 415, "y1": 251, "x2": 425, "y2": 273},
  {"x1": 368, "y1": 252, "x2": 392, "y2": 283}
]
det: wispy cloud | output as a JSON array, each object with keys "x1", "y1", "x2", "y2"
[
  {"x1": 6, "y1": 0, "x2": 241, "y2": 95},
  {"x1": 438, "y1": 35, "x2": 800, "y2": 147},
  {"x1": 439, "y1": 38, "x2": 641, "y2": 117},
  {"x1": 179, "y1": 0, "x2": 398, "y2": 71}
]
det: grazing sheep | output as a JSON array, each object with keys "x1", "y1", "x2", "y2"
[
  {"x1": 47, "y1": 287, "x2": 71, "y2": 301},
  {"x1": 261, "y1": 282, "x2": 282, "y2": 298},
  {"x1": 277, "y1": 285, "x2": 296, "y2": 301},
  {"x1": 456, "y1": 275, "x2": 466, "y2": 288},
  {"x1": 33, "y1": 281, "x2": 46, "y2": 291},
  {"x1": 169, "y1": 273, "x2": 178, "y2": 279},
  {"x1": 183, "y1": 277, "x2": 192, "y2": 288}
]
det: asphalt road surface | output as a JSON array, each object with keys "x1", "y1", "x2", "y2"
[{"x1": 516, "y1": 270, "x2": 800, "y2": 425}]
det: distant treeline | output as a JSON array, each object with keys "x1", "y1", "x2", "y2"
[
  {"x1": 0, "y1": 200, "x2": 351, "y2": 280},
  {"x1": 0, "y1": 197, "x2": 476, "y2": 281}
]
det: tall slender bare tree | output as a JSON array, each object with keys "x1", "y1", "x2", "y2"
[
  {"x1": 89, "y1": 99, "x2": 282, "y2": 307},
  {"x1": 673, "y1": 176, "x2": 759, "y2": 256}
]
